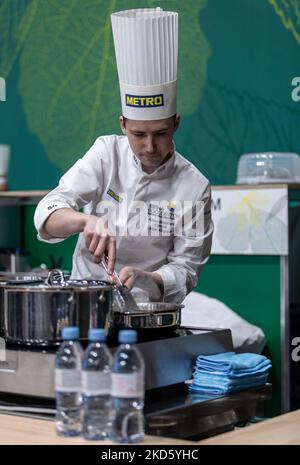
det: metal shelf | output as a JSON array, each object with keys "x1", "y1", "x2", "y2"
[{"x1": 0, "y1": 191, "x2": 48, "y2": 207}]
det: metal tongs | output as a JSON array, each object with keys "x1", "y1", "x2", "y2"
[{"x1": 101, "y1": 258, "x2": 139, "y2": 312}]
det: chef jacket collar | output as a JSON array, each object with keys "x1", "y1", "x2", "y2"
[{"x1": 130, "y1": 142, "x2": 176, "y2": 179}]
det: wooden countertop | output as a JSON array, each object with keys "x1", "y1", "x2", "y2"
[
  {"x1": 0, "y1": 413, "x2": 193, "y2": 445},
  {"x1": 198, "y1": 409, "x2": 300, "y2": 445},
  {"x1": 2, "y1": 409, "x2": 300, "y2": 445}
]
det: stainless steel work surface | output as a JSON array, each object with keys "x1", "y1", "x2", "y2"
[
  {"x1": 0, "y1": 327, "x2": 233, "y2": 398},
  {"x1": 145, "y1": 383, "x2": 272, "y2": 440}
]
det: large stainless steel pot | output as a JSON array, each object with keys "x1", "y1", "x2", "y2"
[
  {"x1": 112, "y1": 302, "x2": 183, "y2": 330},
  {"x1": 0, "y1": 275, "x2": 44, "y2": 337},
  {"x1": 3, "y1": 280, "x2": 113, "y2": 346}
]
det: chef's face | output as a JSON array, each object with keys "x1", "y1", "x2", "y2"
[{"x1": 120, "y1": 114, "x2": 180, "y2": 173}]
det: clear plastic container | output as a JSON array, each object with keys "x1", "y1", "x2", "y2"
[{"x1": 236, "y1": 152, "x2": 300, "y2": 184}]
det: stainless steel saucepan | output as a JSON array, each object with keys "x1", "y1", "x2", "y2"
[
  {"x1": 100, "y1": 258, "x2": 182, "y2": 329},
  {"x1": 112, "y1": 302, "x2": 183, "y2": 330}
]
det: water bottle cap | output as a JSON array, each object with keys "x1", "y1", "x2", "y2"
[
  {"x1": 88, "y1": 328, "x2": 106, "y2": 341},
  {"x1": 118, "y1": 329, "x2": 137, "y2": 344},
  {"x1": 62, "y1": 326, "x2": 79, "y2": 340}
]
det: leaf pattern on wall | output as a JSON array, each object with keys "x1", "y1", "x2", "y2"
[
  {"x1": 179, "y1": 80, "x2": 300, "y2": 184},
  {"x1": 216, "y1": 213, "x2": 249, "y2": 252},
  {"x1": 265, "y1": 194, "x2": 286, "y2": 221},
  {"x1": 249, "y1": 207, "x2": 286, "y2": 254},
  {"x1": 0, "y1": 0, "x2": 37, "y2": 77},
  {"x1": 0, "y1": 0, "x2": 210, "y2": 169},
  {"x1": 268, "y1": 0, "x2": 300, "y2": 44},
  {"x1": 215, "y1": 193, "x2": 287, "y2": 254}
]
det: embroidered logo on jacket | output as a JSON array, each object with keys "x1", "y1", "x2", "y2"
[
  {"x1": 107, "y1": 189, "x2": 123, "y2": 203},
  {"x1": 47, "y1": 204, "x2": 58, "y2": 210}
]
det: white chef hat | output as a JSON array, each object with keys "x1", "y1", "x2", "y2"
[{"x1": 111, "y1": 7, "x2": 178, "y2": 120}]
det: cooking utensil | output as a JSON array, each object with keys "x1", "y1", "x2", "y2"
[
  {"x1": 3, "y1": 271, "x2": 113, "y2": 346},
  {"x1": 101, "y1": 259, "x2": 139, "y2": 312},
  {"x1": 0, "y1": 275, "x2": 44, "y2": 336},
  {"x1": 100, "y1": 260, "x2": 122, "y2": 286}
]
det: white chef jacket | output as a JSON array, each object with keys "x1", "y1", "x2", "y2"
[{"x1": 34, "y1": 135, "x2": 213, "y2": 303}]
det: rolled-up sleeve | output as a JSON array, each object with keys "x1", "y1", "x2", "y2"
[
  {"x1": 34, "y1": 138, "x2": 104, "y2": 243},
  {"x1": 156, "y1": 183, "x2": 213, "y2": 303}
]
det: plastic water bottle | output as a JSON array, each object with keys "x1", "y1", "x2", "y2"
[
  {"x1": 110, "y1": 329, "x2": 145, "y2": 443},
  {"x1": 55, "y1": 326, "x2": 83, "y2": 436},
  {"x1": 82, "y1": 328, "x2": 113, "y2": 440}
]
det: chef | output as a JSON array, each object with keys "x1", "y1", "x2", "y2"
[{"x1": 34, "y1": 7, "x2": 213, "y2": 303}]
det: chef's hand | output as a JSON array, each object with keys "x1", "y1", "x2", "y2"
[
  {"x1": 83, "y1": 215, "x2": 116, "y2": 273},
  {"x1": 117, "y1": 267, "x2": 164, "y2": 296}
]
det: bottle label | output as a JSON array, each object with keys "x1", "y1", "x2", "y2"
[
  {"x1": 55, "y1": 368, "x2": 81, "y2": 392},
  {"x1": 111, "y1": 372, "x2": 144, "y2": 398},
  {"x1": 82, "y1": 371, "x2": 111, "y2": 396}
]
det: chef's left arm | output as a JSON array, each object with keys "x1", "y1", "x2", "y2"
[
  {"x1": 118, "y1": 183, "x2": 213, "y2": 303},
  {"x1": 155, "y1": 183, "x2": 213, "y2": 303}
]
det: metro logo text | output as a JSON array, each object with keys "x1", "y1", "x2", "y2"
[{"x1": 126, "y1": 93, "x2": 164, "y2": 108}]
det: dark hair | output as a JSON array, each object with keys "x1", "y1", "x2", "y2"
[{"x1": 122, "y1": 114, "x2": 177, "y2": 127}]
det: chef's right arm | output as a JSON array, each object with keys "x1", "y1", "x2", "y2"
[{"x1": 34, "y1": 138, "x2": 116, "y2": 272}]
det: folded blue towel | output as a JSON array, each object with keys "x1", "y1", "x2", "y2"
[
  {"x1": 188, "y1": 351, "x2": 272, "y2": 396},
  {"x1": 192, "y1": 372, "x2": 269, "y2": 389},
  {"x1": 196, "y1": 352, "x2": 270, "y2": 374},
  {"x1": 188, "y1": 378, "x2": 267, "y2": 395},
  {"x1": 195, "y1": 362, "x2": 272, "y2": 378}
]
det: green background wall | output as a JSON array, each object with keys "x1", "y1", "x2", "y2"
[
  {"x1": 1, "y1": 0, "x2": 300, "y2": 191},
  {"x1": 1, "y1": 0, "x2": 300, "y2": 415}
]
